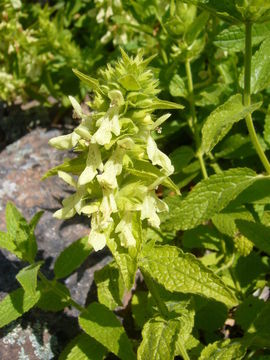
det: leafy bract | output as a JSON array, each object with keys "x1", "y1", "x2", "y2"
[
  {"x1": 201, "y1": 94, "x2": 261, "y2": 154},
  {"x1": 59, "y1": 333, "x2": 107, "y2": 360},
  {"x1": 251, "y1": 38, "x2": 270, "y2": 93},
  {"x1": 54, "y1": 236, "x2": 92, "y2": 279},
  {"x1": 0, "y1": 287, "x2": 40, "y2": 328},
  {"x1": 16, "y1": 262, "x2": 42, "y2": 296},
  {"x1": 162, "y1": 168, "x2": 259, "y2": 231},
  {"x1": 137, "y1": 317, "x2": 180, "y2": 360},
  {"x1": 139, "y1": 245, "x2": 238, "y2": 307},
  {"x1": 79, "y1": 302, "x2": 136, "y2": 360},
  {"x1": 236, "y1": 220, "x2": 270, "y2": 255}
]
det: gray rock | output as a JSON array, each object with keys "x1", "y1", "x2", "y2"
[{"x1": 0, "y1": 128, "x2": 111, "y2": 359}]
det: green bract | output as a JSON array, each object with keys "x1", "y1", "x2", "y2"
[{"x1": 47, "y1": 49, "x2": 182, "y2": 252}]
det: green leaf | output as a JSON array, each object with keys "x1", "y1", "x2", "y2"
[
  {"x1": 214, "y1": 25, "x2": 246, "y2": 52},
  {"x1": 0, "y1": 287, "x2": 40, "y2": 328},
  {"x1": 169, "y1": 146, "x2": 194, "y2": 174},
  {"x1": 5, "y1": 202, "x2": 25, "y2": 237},
  {"x1": 72, "y1": 69, "x2": 101, "y2": 92},
  {"x1": 251, "y1": 38, "x2": 270, "y2": 93},
  {"x1": 212, "y1": 206, "x2": 254, "y2": 237},
  {"x1": 29, "y1": 211, "x2": 44, "y2": 232},
  {"x1": 235, "y1": 295, "x2": 265, "y2": 331},
  {"x1": 232, "y1": 178, "x2": 270, "y2": 205},
  {"x1": 235, "y1": 220, "x2": 270, "y2": 255},
  {"x1": 142, "y1": 99, "x2": 184, "y2": 110},
  {"x1": 186, "y1": 11, "x2": 209, "y2": 45},
  {"x1": 54, "y1": 236, "x2": 92, "y2": 279},
  {"x1": 169, "y1": 74, "x2": 187, "y2": 98},
  {"x1": 42, "y1": 154, "x2": 87, "y2": 180},
  {"x1": 94, "y1": 262, "x2": 124, "y2": 310},
  {"x1": 4, "y1": 203, "x2": 38, "y2": 262},
  {"x1": 79, "y1": 302, "x2": 136, "y2": 360},
  {"x1": 199, "y1": 339, "x2": 246, "y2": 360},
  {"x1": 59, "y1": 333, "x2": 107, "y2": 360},
  {"x1": 107, "y1": 212, "x2": 142, "y2": 290},
  {"x1": 0, "y1": 231, "x2": 19, "y2": 255},
  {"x1": 137, "y1": 316, "x2": 180, "y2": 360},
  {"x1": 201, "y1": 94, "x2": 261, "y2": 154},
  {"x1": 182, "y1": 225, "x2": 222, "y2": 251},
  {"x1": 163, "y1": 168, "x2": 259, "y2": 231},
  {"x1": 119, "y1": 74, "x2": 141, "y2": 91},
  {"x1": 214, "y1": 23, "x2": 270, "y2": 52},
  {"x1": 181, "y1": 0, "x2": 241, "y2": 23},
  {"x1": 131, "y1": 291, "x2": 154, "y2": 329},
  {"x1": 37, "y1": 281, "x2": 70, "y2": 312},
  {"x1": 139, "y1": 245, "x2": 238, "y2": 308},
  {"x1": 126, "y1": 159, "x2": 180, "y2": 194},
  {"x1": 16, "y1": 262, "x2": 42, "y2": 296}
]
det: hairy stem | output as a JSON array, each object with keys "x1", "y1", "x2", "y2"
[
  {"x1": 38, "y1": 271, "x2": 84, "y2": 312},
  {"x1": 244, "y1": 22, "x2": 270, "y2": 174},
  {"x1": 185, "y1": 59, "x2": 208, "y2": 179},
  {"x1": 141, "y1": 269, "x2": 169, "y2": 318}
]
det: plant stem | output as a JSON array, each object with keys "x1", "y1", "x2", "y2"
[
  {"x1": 244, "y1": 22, "x2": 270, "y2": 174},
  {"x1": 185, "y1": 59, "x2": 208, "y2": 179},
  {"x1": 141, "y1": 269, "x2": 169, "y2": 318},
  {"x1": 38, "y1": 271, "x2": 84, "y2": 312},
  {"x1": 177, "y1": 338, "x2": 191, "y2": 360}
]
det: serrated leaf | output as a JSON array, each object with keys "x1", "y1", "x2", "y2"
[
  {"x1": 79, "y1": 302, "x2": 136, "y2": 360},
  {"x1": 214, "y1": 25, "x2": 246, "y2": 52},
  {"x1": 163, "y1": 168, "x2": 259, "y2": 231},
  {"x1": 139, "y1": 245, "x2": 238, "y2": 308},
  {"x1": 201, "y1": 94, "x2": 261, "y2": 154},
  {"x1": 199, "y1": 339, "x2": 246, "y2": 360},
  {"x1": 0, "y1": 287, "x2": 40, "y2": 328},
  {"x1": 72, "y1": 69, "x2": 101, "y2": 92},
  {"x1": 95, "y1": 262, "x2": 124, "y2": 310},
  {"x1": 37, "y1": 281, "x2": 70, "y2": 312},
  {"x1": 251, "y1": 38, "x2": 270, "y2": 93},
  {"x1": 214, "y1": 23, "x2": 270, "y2": 52},
  {"x1": 59, "y1": 333, "x2": 107, "y2": 360},
  {"x1": 235, "y1": 220, "x2": 270, "y2": 255},
  {"x1": 137, "y1": 316, "x2": 180, "y2": 360},
  {"x1": 16, "y1": 262, "x2": 42, "y2": 296},
  {"x1": 54, "y1": 236, "x2": 92, "y2": 279}
]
